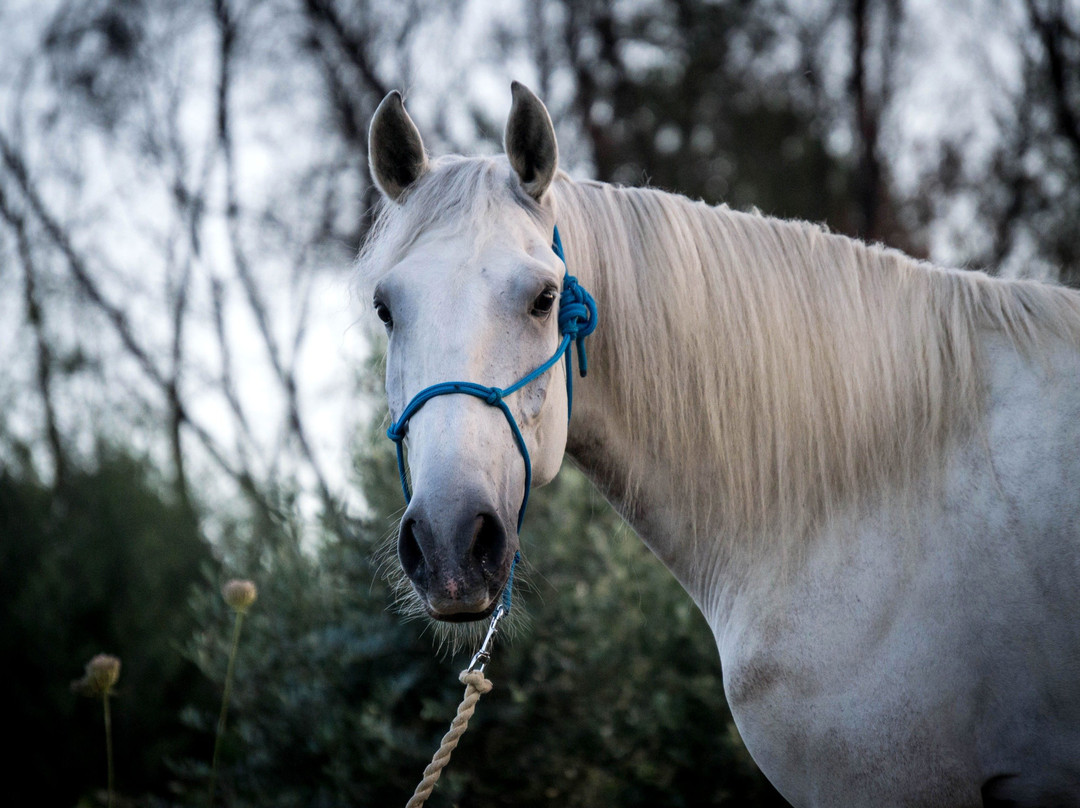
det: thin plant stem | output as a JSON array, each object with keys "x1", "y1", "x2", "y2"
[
  {"x1": 208, "y1": 610, "x2": 246, "y2": 807},
  {"x1": 103, "y1": 692, "x2": 114, "y2": 808}
]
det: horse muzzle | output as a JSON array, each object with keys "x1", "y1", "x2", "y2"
[{"x1": 398, "y1": 492, "x2": 516, "y2": 621}]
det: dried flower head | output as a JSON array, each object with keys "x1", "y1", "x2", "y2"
[
  {"x1": 222, "y1": 579, "x2": 257, "y2": 614},
  {"x1": 72, "y1": 654, "x2": 121, "y2": 698}
]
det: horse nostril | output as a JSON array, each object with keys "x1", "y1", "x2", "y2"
[
  {"x1": 469, "y1": 513, "x2": 507, "y2": 573},
  {"x1": 398, "y1": 517, "x2": 425, "y2": 582}
]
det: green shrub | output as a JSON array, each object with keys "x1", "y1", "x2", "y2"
[
  {"x1": 0, "y1": 448, "x2": 218, "y2": 806},
  {"x1": 185, "y1": 436, "x2": 784, "y2": 807}
]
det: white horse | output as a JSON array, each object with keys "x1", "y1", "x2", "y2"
[{"x1": 359, "y1": 82, "x2": 1080, "y2": 807}]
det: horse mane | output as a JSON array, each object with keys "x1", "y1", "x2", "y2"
[{"x1": 549, "y1": 174, "x2": 1080, "y2": 549}]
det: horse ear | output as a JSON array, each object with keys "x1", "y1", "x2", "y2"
[
  {"x1": 504, "y1": 81, "x2": 559, "y2": 201},
  {"x1": 368, "y1": 91, "x2": 429, "y2": 203}
]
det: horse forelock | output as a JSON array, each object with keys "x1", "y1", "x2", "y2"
[
  {"x1": 356, "y1": 155, "x2": 545, "y2": 297},
  {"x1": 548, "y1": 177, "x2": 1080, "y2": 556}
]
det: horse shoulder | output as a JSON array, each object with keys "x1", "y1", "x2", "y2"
[{"x1": 711, "y1": 333, "x2": 1080, "y2": 806}]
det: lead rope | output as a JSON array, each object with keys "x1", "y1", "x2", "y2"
[
  {"x1": 405, "y1": 576, "x2": 513, "y2": 808},
  {"x1": 404, "y1": 670, "x2": 493, "y2": 808}
]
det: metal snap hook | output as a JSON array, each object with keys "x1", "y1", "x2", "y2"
[{"x1": 466, "y1": 604, "x2": 508, "y2": 674}]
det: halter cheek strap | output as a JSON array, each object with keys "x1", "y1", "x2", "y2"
[{"x1": 385, "y1": 226, "x2": 597, "y2": 609}]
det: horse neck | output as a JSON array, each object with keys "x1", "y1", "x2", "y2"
[
  {"x1": 550, "y1": 173, "x2": 1080, "y2": 632},
  {"x1": 550, "y1": 175, "x2": 994, "y2": 615},
  {"x1": 554, "y1": 179, "x2": 739, "y2": 614}
]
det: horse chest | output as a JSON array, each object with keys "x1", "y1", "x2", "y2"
[
  {"x1": 716, "y1": 545, "x2": 984, "y2": 806},
  {"x1": 714, "y1": 482, "x2": 1079, "y2": 801}
]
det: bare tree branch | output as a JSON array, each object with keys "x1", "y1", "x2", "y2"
[
  {"x1": 210, "y1": 275, "x2": 258, "y2": 459},
  {"x1": 302, "y1": 0, "x2": 389, "y2": 100},
  {"x1": 0, "y1": 126, "x2": 256, "y2": 501},
  {"x1": 850, "y1": 0, "x2": 878, "y2": 239},
  {"x1": 0, "y1": 183, "x2": 66, "y2": 487},
  {"x1": 165, "y1": 244, "x2": 195, "y2": 512},
  {"x1": 214, "y1": 0, "x2": 347, "y2": 534},
  {"x1": 0, "y1": 130, "x2": 168, "y2": 386},
  {"x1": 1025, "y1": 0, "x2": 1080, "y2": 158}
]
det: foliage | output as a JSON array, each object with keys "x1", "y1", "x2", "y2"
[
  {"x1": 0, "y1": 448, "x2": 218, "y2": 807},
  {"x1": 184, "y1": 429, "x2": 785, "y2": 806}
]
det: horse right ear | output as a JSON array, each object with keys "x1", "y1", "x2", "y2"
[{"x1": 368, "y1": 91, "x2": 429, "y2": 203}]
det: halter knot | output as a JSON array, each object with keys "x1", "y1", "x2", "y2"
[
  {"x1": 386, "y1": 422, "x2": 406, "y2": 442},
  {"x1": 558, "y1": 275, "x2": 598, "y2": 377},
  {"x1": 484, "y1": 388, "x2": 503, "y2": 406},
  {"x1": 558, "y1": 275, "x2": 597, "y2": 337}
]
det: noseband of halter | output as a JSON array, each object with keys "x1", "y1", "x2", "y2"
[{"x1": 385, "y1": 226, "x2": 597, "y2": 549}]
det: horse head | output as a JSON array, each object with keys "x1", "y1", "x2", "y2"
[{"x1": 365, "y1": 83, "x2": 571, "y2": 622}]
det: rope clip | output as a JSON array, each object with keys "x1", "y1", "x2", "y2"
[{"x1": 466, "y1": 604, "x2": 508, "y2": 674}]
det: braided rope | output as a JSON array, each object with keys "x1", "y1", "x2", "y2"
[{"x1": 405, "y1": 670, "x2": 494, "y2": 808}]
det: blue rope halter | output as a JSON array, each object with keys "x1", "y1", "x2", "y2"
[{"x1": 385, "y1": 226, "x2": 597, "y2": 612}]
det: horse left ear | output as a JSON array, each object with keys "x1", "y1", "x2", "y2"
[
  {"x1": 504, "y1": 81, "x2": 559, "y2": 201},
  {"x1": 368, "y1": 91, "x2": 429, "y2": 203}
]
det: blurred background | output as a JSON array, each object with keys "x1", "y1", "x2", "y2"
[{"x1": 1, "y1": 0, "x2": 1077, "y2": 805}]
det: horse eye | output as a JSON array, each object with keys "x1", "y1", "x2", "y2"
[
  {"x1": 373, "y1": 300, "x2": 393, "y2": 327},
  {"x1": 531, "y1": 288, "x2": 556, "y2": 317}
]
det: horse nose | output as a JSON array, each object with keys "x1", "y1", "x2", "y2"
[
  {"x1": 398, "y1": 510, "x2": 508, "y2": 584},
  {"x1": 398, "y1": 498, "x2": 511, "y2": 619},
  {"x1": 397, "y1": 515, "x2": 427, "y2": 584}
]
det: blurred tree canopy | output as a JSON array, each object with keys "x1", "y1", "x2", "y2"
[
  {"x1": 0, "y1": 448, "x2": 217, "y2": 806},
  {"x1": 1, "y1": 0, "x2": 1078, "y2": 805},
  {"x1": 184, "y1": 431, "x2": 788, "y2": 807}
]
